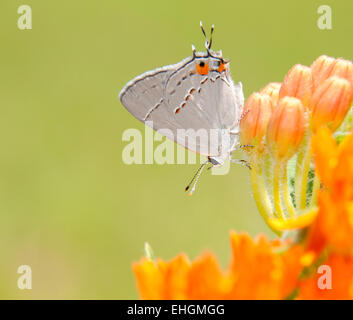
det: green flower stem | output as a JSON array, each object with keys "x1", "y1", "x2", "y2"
[
  {"x1": 295, "y1": 135, "x2": 312, "y2": 209},
  {"x1": 282, "y1": 162, "x2": 297, "y2": 218},
  {"x1": 273, "y1": 162, "x2": 286, "y2": 220},
  {"x1": 250, "y1": 153, "x2": 281, "y2": 236},
  {"x1": 310, "y1": 174, "x2": 321, "y2": 207}
]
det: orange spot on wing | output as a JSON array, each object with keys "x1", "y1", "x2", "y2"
[
  {"x1": 196, "y1": 63, "x2": 209, "y2": 75},
  {"x1": 218, "y1": 62, "x2": 226, "y2": 73}
]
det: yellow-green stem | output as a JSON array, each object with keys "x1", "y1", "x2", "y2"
[
  {"x1": 250, "y1": 154, "x2": 281, "y2": 236},
  {"x1": 273, "y1": 162, "x2": 286, "y2": 220},
  {"x1": 268, "y1": 207, "x2": 319, "y2": 231},
  {"x1": 310, "y1": 174, "x2": 321, "y2": 207},
  {"x1": 282, "y1": 163, "x2": 297, "y2": 217},
  {"x1": 295, "y1": 149, "x2": 304, "y2": 207},
  {"x1": 295, "y1": 135, "x2": 312, "y2": 209}
]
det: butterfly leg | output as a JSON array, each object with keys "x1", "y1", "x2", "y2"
[
  {"x1": 237, "y1": 108, "x2": 250, "y2": 125},
  {"x1": 231, "y1": 158, "x2": 251, "y2": 170},
  {"x1": 185, "y1": 160, "x2": 210, "y2": 195},
  {"x1": 230, "y1": 144, "x2": 254, "y2": 153}
]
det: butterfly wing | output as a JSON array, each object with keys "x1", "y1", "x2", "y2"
[
  {"x1": 119, "y1": 54, "x2": 243, "y2": 157},
  {"x1": 119, "y1": 64, "x2": 175, "y2": 122}
]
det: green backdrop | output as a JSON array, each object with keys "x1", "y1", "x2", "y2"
[{"x1": 0, "y1": 0, "x2": 351, "y2": 299}]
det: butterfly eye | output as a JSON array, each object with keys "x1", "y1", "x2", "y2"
[{"x1": 196, "y1": 61, "x2": 209, "y2": 75}]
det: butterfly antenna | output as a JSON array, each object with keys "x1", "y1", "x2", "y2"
[
  {"x1": 208, "y1": 24, "x2": 215, "y2": 49},
  {"x1": 185, "y1": 160, "x2": 209, "y2": 195},
  {"x1": 200, "y1": 21, "x2": 209, "y2": 50},
  {"x1": 200, "y1": 21, "x2": 207, "y2": 38},
  {"x1": 191, "y1": 44, "x2": 196, "y2": 57}
]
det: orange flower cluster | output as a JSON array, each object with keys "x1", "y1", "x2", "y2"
[
  {"x1": 133, "y1": 56, "x2": 353, "y2": 300},
  {"x1": 133, "y1": 232, "x2": 303, "y2": 300},
  {"x1": 299, "y1": 128, "x2": 353, "y2": 299},
  {"x1": 238, "y1": 55, "x2": 353, "y2": 230},
  {"x1": 309, "y1": 129, "x2": 353, "y2": 253},
  {"x1": 240, "y1": 55, "x2": 353, "y2": 158}
]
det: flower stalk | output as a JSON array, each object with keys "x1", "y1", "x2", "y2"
[
  {"x1": 250, "y1": 153, "x2": 281, "y2": 235},
  {"x1": 294, "y1": 134, "x2": 312, "y2": 210},
  {"x1": 273, "y1": 162, "x2": 285, "y2": 219},
  {"x1": 282, "y1": 163, "x2": 296, "y2": 218},
  {"x1": 240, "y1": 55, "x2": 353, "y2": 234}
]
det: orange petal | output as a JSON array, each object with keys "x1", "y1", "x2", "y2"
[
  {"x1": 279, "y1": 64, "x2": 313, "y2": 107},
  {"x1": 260, "y1": 82, "x2": 282, "y2": 105},
  {"x1": 330, "y1": 58, "x2": 353, "y2": 87},
  {"x1": 299, "y1": 253, "x2": 353, "y2": 299},
  {"x1": 266, "y1": 97, "x2": 306, "y2": 160},
  {"x1": 311, "y1": 127, "x2": 339, "y2": 187},
  {"x1": 240, "y1": 93, "x2": 274, "y2": 147},
  {"x1": 187, "y1": 252, "x2": 230, "y2": 299},
  {"x1": 133, "y1": 258, "x2": 165, "y2": 300},
  {"x1": 310, "y1": 76, "x2": 353, "y2": 132},
  {"x1": 133, "y1": 254, "x2": 190, "y2": 300},
  {"x1": 311, "y1": 55, "x2": 336, "y2": 90}
]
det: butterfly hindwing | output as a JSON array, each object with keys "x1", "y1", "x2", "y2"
[{"x1": 119, "y1": 52, "x2": 243, "y2": 157}]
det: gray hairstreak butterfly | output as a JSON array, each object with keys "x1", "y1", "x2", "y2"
[{"x1": 119, "y1": 22, "x2": 247, "y2": 194}]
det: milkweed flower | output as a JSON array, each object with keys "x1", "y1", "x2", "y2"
[
  {"x1": 133, "y1": 232, "x2": 304, "y2": 300},
  {"x1": 330, "y1": 58, "x2": 353, "y2": 85},
  {"x1": 296, "y1": 128, "x2": 353, "y2": 300},
  {"x1": 278, "y1": 64, "x2": 313, "y2": 107},
  {"x1": 133, "y1": 254, "x2": 190, "y2": 300},
  {"x1": 240, "y1": 55, "x2": 353, "y2": 232},
  {"x1": 239, "y1": 93, "x2": 274, "y2": 148},
  {"x1": 266, "y1": 97, "x2": 306, "y2": 161},
  {"x1": 298, "y1": 253, "x2": 353, "y2": 300},
  {"x1": 311, "y1": 55, "x2": 336, "y2": 89},
  {"x1": 310, "y1": 76, "x2": 353, "y2": 132},
  {"x1": 308, "y1": 128, "x2": 353, "y2": 252},
  {"x1": 311, "y1": 55, "x2": 353, "y2": 90},
  {"x1": 226, "y1": 232, "x2": 303, "y2": 299},
  {"x1": 260, "y1": 82, "x2": 281, "y2": 104},
  {"x1": 132, "y1": 56, "x2": 353, "y2": 300}
]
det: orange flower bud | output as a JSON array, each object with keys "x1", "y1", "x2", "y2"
[
  {"x1": 278, "y1": 64, "x2": 313, "y2": 107},
  {"x1": 260, "y1": 82, "x2": 281, "y2": 105},
  {"x1": 311, "y1": 56, "x2": 353, "y2": 90},
  {"x1": 239, "y1": 93, "x2": 274, "y2": 147},
  {"x1": 311, "y1": 55, "x2": 336, "y2": 90},
  {"x1": 266, "y1": 97, "x2": 306, "y2": 160},
  {"x1": 310, "y1": 76, "x2": 353, "y2": 132},
  {"x1": 330, "y1": 58, "x2": 353, "y2": 86}
]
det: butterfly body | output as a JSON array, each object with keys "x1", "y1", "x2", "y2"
[{"x1": 119, "y1": 23, "x2": 245, "y2": 193}]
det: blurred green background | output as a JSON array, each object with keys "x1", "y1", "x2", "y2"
[{"x1": 0, "y1": 0, "x2": 351, "y2": 299}]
